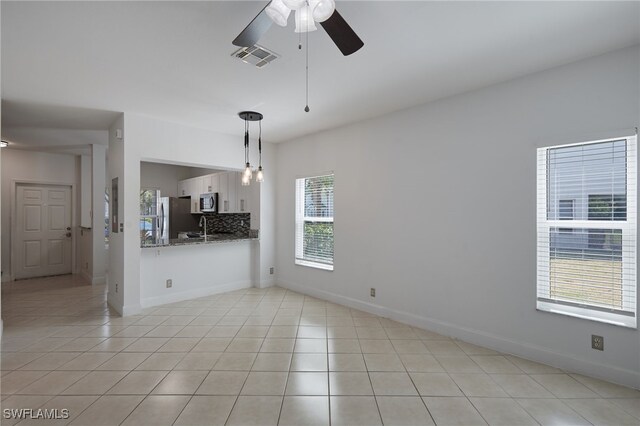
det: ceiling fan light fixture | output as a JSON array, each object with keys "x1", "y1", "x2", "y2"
[
  {"x1": 265, "y1": 0, "x2": 291, "y2": 27},
  {"x1": 282, "y1": 0, "x2": 306, "y2": 9},
  {"x1": 311, "y1": 0, "x2": 335, "y2": 22},
  {"x1": 294, "y1": 5, "x2": 317, "y2": 33}
]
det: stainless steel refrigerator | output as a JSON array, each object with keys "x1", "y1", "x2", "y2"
[{"x1": 158, "y1": 197, "x2": 199, "y2": 241}]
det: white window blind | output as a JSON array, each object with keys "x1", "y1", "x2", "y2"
[
  {"x1": 536, "y1": 136, "x2": 637, "y2": 328},
  {"x1": 295, "y1": 174, "x2": 334, "y2": 271}
]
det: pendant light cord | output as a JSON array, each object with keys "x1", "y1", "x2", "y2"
[
  {"x1": 244, "y1": 118, "x2": 249, "y2": 165},
  {"x1": 258, "y1": 120, "x2": 262, "y2": 167}
]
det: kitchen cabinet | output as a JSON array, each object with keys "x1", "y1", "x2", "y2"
[
  {"x1": 239, "y1": 179, "x2": 260, "y2": 228},
  {"x1": 177, "y1": 177, "x2": 202, "y2": 214},
  {"x1": 178, "y1": 180, "x2": 189, "y2": 198},
  {"x1": 201, "y1": 174, "x2": 219, "y2": 194},
  {"x1": 189, "y1": 178, "x2": 201, "y2": 213},
  {"x1": 180, "y1": 171, "x2": 258, "y2": 219},
  {"x1": 218, "y1": 172, "x2": 239, "y2": 213},
  {"x1": 237, "y1": 176, "x2": 251, "y2": 213}
]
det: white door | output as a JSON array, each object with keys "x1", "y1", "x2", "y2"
[{"x1": 14, "y1": 184, "x2": 72, "y2": 279}]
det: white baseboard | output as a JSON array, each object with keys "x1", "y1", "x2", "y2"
[
  {"x1": 81, "y1": 271, "x2": 105, "y2": 285},
  {"x1": 91, "y1": 275, "x2": 106, "y2": 285},
  {"x1": 279, "y1": 280, "x2": 640, "y2": 390},
  {"x1": 257, "y1": 278, "x2": 276, "y2": 289},
  {"x1": 122, "y1": 303, "x2": 142, "y2": 316},
  {"x1": 140, "y1": 280, "x2": 252, "y2": 309}
]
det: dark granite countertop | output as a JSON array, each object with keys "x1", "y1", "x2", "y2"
[{"x1": 141, "y1": 233, "x2": 257, "y2": 248}]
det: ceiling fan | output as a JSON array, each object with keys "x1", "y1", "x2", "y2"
[{"x1": 232, "y1": 0, "x2": 364, "y2": 56}]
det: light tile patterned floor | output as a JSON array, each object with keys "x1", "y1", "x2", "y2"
[{"x1": 1, "y1": 274, "x2": 639, "y2": 425}]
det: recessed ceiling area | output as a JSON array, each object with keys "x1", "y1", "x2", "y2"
[{"x1": 2, "y1": 1, "x2": 639, "y2": 143}]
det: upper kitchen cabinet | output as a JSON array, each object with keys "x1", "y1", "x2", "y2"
[
  {"x1": 177, "y1": 179, "x2": 189, "y2": 198},
  {"x1": 178, "y1": 171, "x2": 259, "y2": 221},
  {"x1": 218, "y1": 171, "x2": 238, "y2": 213},
  {"x1": 202, "y1": 174, "x2": 218, "y2": 194},
  {"x1": 237, "y1": 175, "x2": 254, "y2": 214},
  {"x1": 177, "y1": 176, "x2": 202, "y2": 213}
]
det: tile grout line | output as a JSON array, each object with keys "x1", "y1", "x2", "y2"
[{"x1": 276, "y1": 288, "x2": 299, "y2": 426}]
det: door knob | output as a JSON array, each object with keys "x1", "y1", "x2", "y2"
[
  {"x1": 65, "y1": 232, "x2": 72, "y2": 237},
  {"x1": 66, "y1": 227, "x2": 71, "y2": 230}
]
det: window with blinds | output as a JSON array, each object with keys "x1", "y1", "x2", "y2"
[
  {"x1": 295, "y1": 174, "x2": 334, "y2": 271},
  {"x1": 536, "y1": 135, "x2": 637, "y2": 328}
]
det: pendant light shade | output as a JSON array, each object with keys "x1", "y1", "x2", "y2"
[
  {"x1": 282, "y1": 0, "x2": 306, "y2": 9},
  {"x1": 256, "y1": 166, "x2": 264, "y2": 183},
  {"x1": 244, "y1": 162, "x2": 253, "y2": 179},
  {"x1": 311, "y1": 0, "x2": 335, "y2": 22},
  {"x1": 265, "y1": 0, "x2": 291, "y2": 27},
  {"x1": 294, "y1": 6, "x2": 317, "y2": 33},
  {"x1": 241, "y1": 172, "x2": 250, "y2": 186}
]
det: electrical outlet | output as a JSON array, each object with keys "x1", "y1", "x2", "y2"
[
  {"x1": 115, "y1": 283, "x2": 118, "y2": 293},
  {"x1": 166, "y1": 279, "x2": 172, "y2": 288},
  {"x1": 592, "y1": 334, "x2": 604, "y2": 351},
  {"x1": 270, "y1": 267, "x2": 274, "y2": 275},
  {"x1": 370, "y1": 288, "x2": 376, "y2": 297}
]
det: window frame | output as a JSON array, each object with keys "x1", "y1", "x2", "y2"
[
  {"x1": 536, "y1": 135, "x2": 637, "y2": 328},
  {"x1": 295, "y1": 173, "x2": 335, "y2": 271}
]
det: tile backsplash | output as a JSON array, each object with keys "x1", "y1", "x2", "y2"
[{"x1": 203, "y1": 213, "x2": 251, "y2": 235}]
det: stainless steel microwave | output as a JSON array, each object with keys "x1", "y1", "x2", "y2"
[{"x1": 200, "y1": 193, "x2": 218, "y2": 212}]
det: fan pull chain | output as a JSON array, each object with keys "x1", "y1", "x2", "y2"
[
  {"x1": 305, "y1": 31, "x2": 310, "y2": 112},
  {"x1": 304, "y1": 6, "x2": 310, "y2": 113}
]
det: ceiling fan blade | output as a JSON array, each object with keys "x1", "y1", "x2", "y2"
[
  {"x1": 232, "y1": 3, "x2": 273, "y2": 47},
  {"x1": 319, "y1": 9, "x2": 364, "y2": 56}
]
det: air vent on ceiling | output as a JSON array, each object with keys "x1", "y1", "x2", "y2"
[{"x1": 232, "y1": 45, "x2": 279, "y2": 69}]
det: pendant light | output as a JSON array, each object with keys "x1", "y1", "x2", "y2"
[
  {"x1": 256, "y1": 120, "x2": 264, "y2": 183},
  {"x1": 238, "y1": 111, "x2": 264, "y2": 186}
]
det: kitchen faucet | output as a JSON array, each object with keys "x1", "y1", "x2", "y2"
[{"x1": 199, "y1": 215, "x2": 207, "y2": 239}]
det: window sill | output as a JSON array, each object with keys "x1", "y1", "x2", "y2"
[
  {"x1": 537, "y1": 300, "x2": 636, "y2": 329},
  {"x1": 295, "y1": 259, "x2": 333, "y2": 271}
]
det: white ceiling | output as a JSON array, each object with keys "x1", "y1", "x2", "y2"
[{"x1": 2, "y1": 1, "x2": 639, "y2": 144}]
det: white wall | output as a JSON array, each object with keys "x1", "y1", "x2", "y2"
[
  {"x1": 91, "y1": 144, "x2": 107, "y2": 285},
  {"x1": 107, "y1": 114, "x2": 126, "y2": 313},
  {"x1": 107, "y1": 113, "x2": 276, "y2": 315},
  {"x1": 141, "y1": 162, "x2": 195, "y2": 198},
  {"x1": 275, "y1": 45, "x2": 640, "y2": 388},
  {"x1": 141, "y1": 241, "x2": 254, "y2": 307},
  {"x1": 1, "y1": 149, "x2": 80, "y2": 280},
  {"x1": 78, "y1": 222, "x2": 93, "y2": 282}
]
